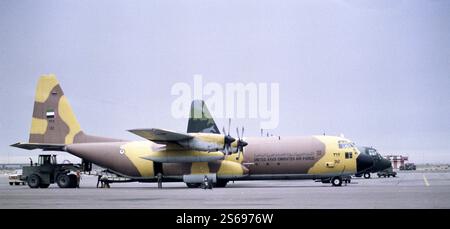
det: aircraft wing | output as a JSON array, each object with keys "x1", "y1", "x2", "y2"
[{"x1": 128, "y1": 128, "x2": 193, "y2": 144}]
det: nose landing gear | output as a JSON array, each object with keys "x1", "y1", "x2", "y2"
[
  {"x1": 320, "y1": 176, "x2": 351, "y2": 186},
  {"x1": 331, "y1": 176, "x2": 342, "y2": 186}
]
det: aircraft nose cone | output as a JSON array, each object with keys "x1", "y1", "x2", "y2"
[
  {"x1": 357, "y1": 153, "x2": 374, "y2": 173},
  {"x1": 380, "y1": 159, "x2": 392, "y2": 171}
]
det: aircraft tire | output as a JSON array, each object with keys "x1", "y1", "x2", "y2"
[
  {"x1": 331, "y1": 177, "x2": 342, "y2": 186},
  {"x1": 27, "y1": 174, "x2": 41, "y2": 189},
  {"x1": 207, "y1": 179, "x2": 213, "y2": 189},
  {"x1": 214, "y1": 180, "x2": 228, "y2": 188},
  {"x1": 9, "y1": 182, "x2": 13, "y2": 186},
  {"x1": 363, "y1": 173, "x2": 371, "y2": 179}
]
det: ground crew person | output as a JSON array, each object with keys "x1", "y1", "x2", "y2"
[
  {"x1": 100, "y1": 175, "x2": 110, "y2": 188},
  {"x1": 157, "y1": 173, "x2": 162, "y2": 189},
  {"x1": 96, "y1": 175, "x2": 102, "y2": 188},
  {"x1": 76, "y1": 170, "x2": 81, "y2": 188},
  {"x1": 202, "y1": 175, "x2": 213, "y2": 190}
]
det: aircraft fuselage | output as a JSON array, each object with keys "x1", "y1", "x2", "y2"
[{"x1": 66, "y1": 135, "x2": 362, "y2": 181}]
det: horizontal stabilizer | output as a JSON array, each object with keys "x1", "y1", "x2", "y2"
[
  {"x1": 10, "y1": 142, "x2": 66, "y2": 151},
  {"x1": 128, "y1": 128, "x2": 193, "y2": 143}
]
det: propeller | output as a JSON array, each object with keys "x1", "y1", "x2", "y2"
[
  {"x1": 235, "y1": 126, "x2": 248, "y2": 160},
  {"x1": 222, "y1": 118, "x2": 235, "y2": 155}
]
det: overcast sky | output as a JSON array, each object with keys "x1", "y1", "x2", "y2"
[{"x1": 0, "y1": 0, "x2": 449, "y2": 164}]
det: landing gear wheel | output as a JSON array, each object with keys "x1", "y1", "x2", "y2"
[
  {"x1": 56, "y1": 174, "x2": 71, "y2": 188},
  {"x1": 363, "y1": 173, "x2": 371, "y2": 179},
  {"x1": 27, "y1": 174, "x2": 40, "y2": 189},
  {"x1": 9, "y1": 182, "x2": 13, "y2": 186},
  {"x1": 186, "y1": 183, "x2": 201, "y2": 188},
  {"x1": 207, "y1": 179, "x2": 213, "y2": 189},
  {"x1": 331, "y1": 177, "x2": 342, "y2": 186},
  {"x1": 214, "y1": 180, "x2": 228, "y2": 188}
]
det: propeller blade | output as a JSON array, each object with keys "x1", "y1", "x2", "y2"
[
  {"x1": 228, "y1": 118, "x2": 231, "y2": 135},
  {"x1": 236, "y1": 127, "x2": 240, "y2": 139}
]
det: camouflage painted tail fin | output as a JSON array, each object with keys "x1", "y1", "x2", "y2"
[
  {"x1": 187, "y1": 100, "x2": 220, "y2": 134},
  {"x1": 12, "y1": 74, "x2": 125, "y2": 150},
  {"x1": 29, "y1": 74, "x2": 82, "y2": 145}
]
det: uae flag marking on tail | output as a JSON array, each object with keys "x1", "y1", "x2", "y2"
[{"x1": 46, "y1": 109, "x2": 55, "y2": 119}]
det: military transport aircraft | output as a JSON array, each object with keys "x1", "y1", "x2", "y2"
[{"x1": 12, "y1": 75, "x2": 373, "y2": 188}]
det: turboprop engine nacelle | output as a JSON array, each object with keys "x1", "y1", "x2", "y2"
[{"x1": 179, "y1": 133, "x2": 235, "y2": 152}]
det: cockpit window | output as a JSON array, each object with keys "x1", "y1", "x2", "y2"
[{"x1": 368, "y1": 149, "x2": 378, "y2": 156}]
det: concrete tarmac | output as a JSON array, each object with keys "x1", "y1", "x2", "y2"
[{"x1": 1, "y1": 171, "x2": 450, "y2": 208}]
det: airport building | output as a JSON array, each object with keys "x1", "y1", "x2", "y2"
[{"x1": 384, "y1": 155, "x2": 408, "y2": 169}]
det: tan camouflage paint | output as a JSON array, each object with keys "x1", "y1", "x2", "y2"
[
  {"x1": 29, "y1": 74, "x2": 81, "y2": 144},
  {"x1": 243, "y1": 136, "x2": 358, "y2": 175},
  {"x1": 189, "y1": 133, "x2": 225, "y2": 145},
  {"x1": 18, "y1": 75, "x2": 359, "y2": 182},
  {"x1": 308, "y1": 135, "x2": 358, "y2": 174}
]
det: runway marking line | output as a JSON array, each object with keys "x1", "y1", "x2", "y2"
[{"x1": 423, "y1": 174, "x2": 430, "y2": 187}]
